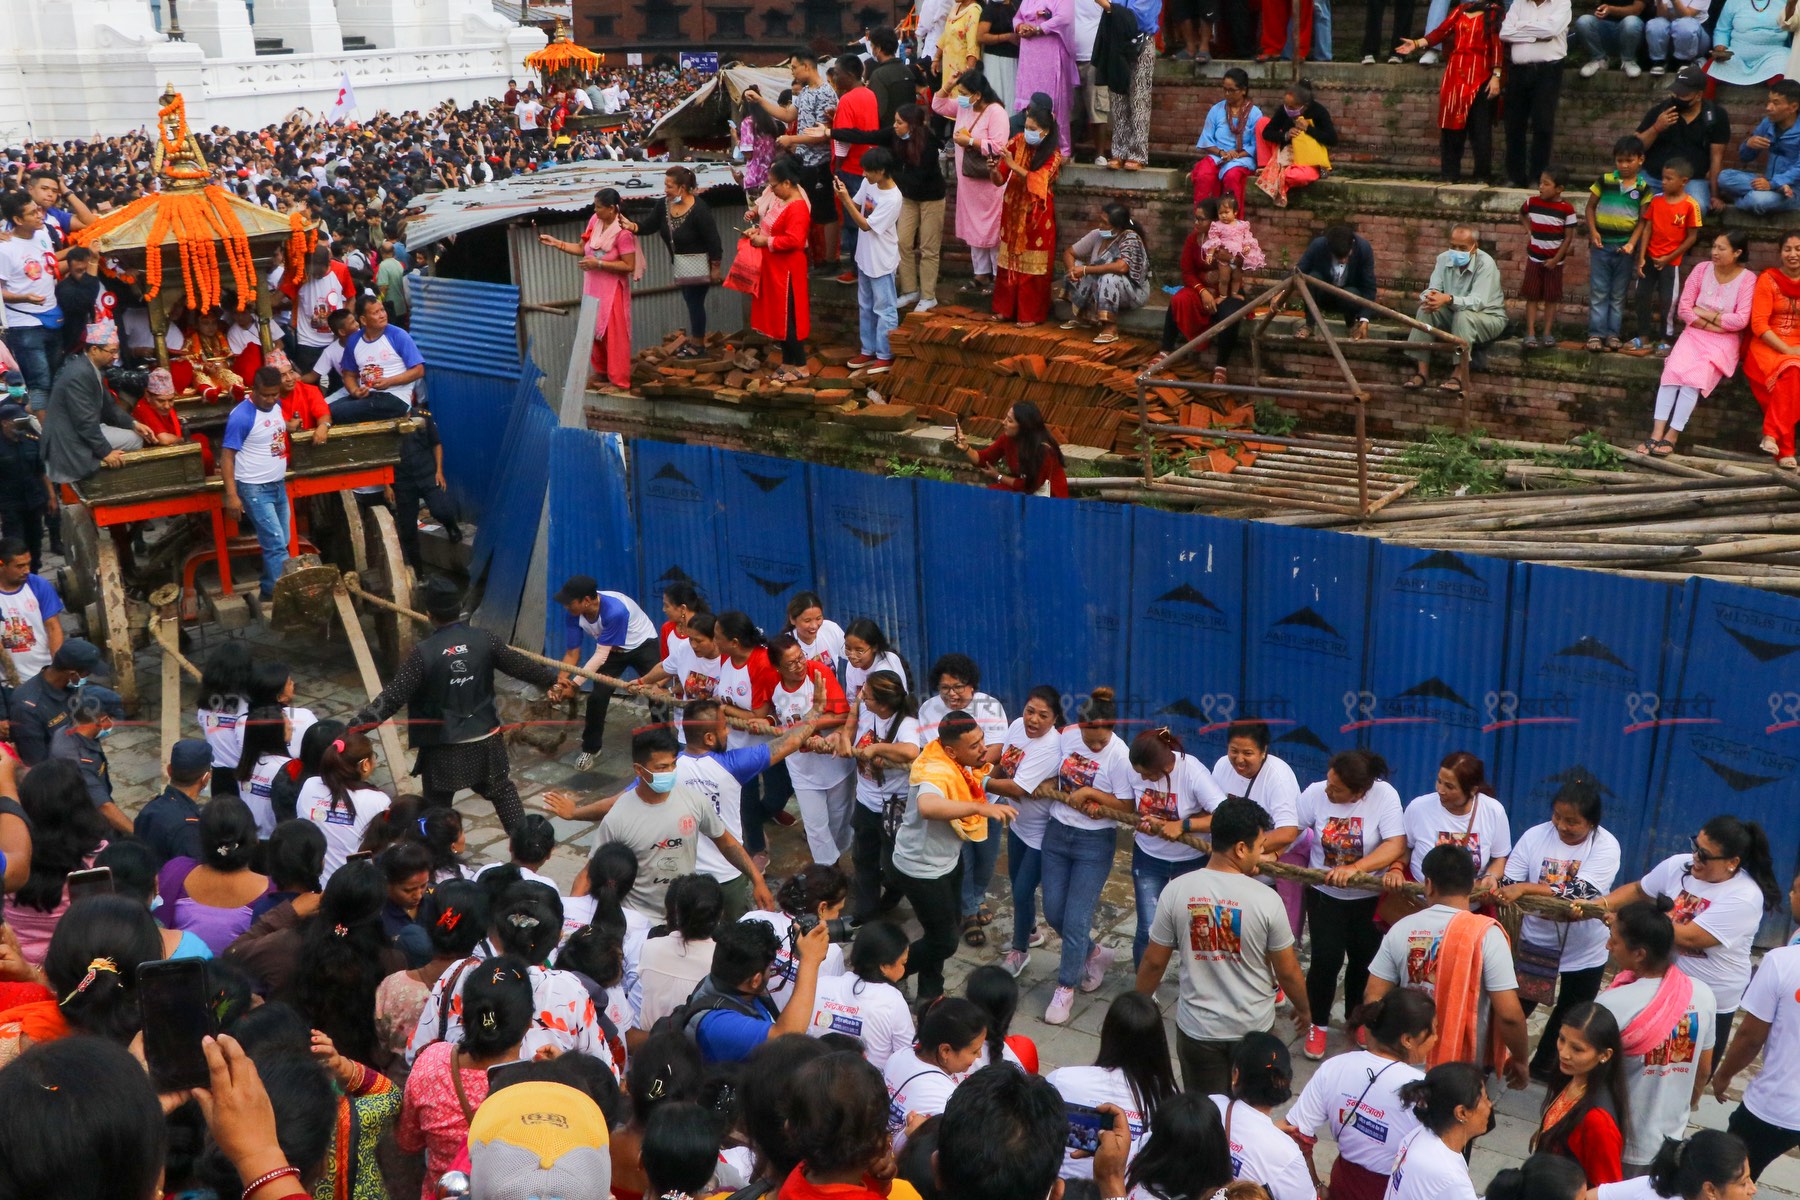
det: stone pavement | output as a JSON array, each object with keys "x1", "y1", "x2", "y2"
[{"x1": 98, "y1": 618, "x2": 1800, "y2": 1198}]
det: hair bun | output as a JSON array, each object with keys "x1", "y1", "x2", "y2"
[
  {"x1": 1653, "y1": 894, "x2": 1676, "y2": 914},
  {"x1": 1091, "y1": 686, "x2": 1115, "y2": 703}
]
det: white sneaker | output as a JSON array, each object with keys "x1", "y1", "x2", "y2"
[
  {"x1": 1002, "y1": 949, "x2": 1030, "y2": 977},
  {"x1": 1361, "y1": 53, "x2": 1375, "y2": 64},
  {"x1": 1419, "y1": 49, "x2": 1439, "y2": 65},
  {"x1": 1045, "y1": 986, "x2": 1076, "y2": 1024},
  {"x1": 1623, "y1": 60, "x2": 1642, "y2": 77},
  {"x1": 1649, "y1": 62, "x2": 1667, "y2": 74},
  {"x1": 915, "y1": 298, "x2": 938, "y2": 313},
  {"x1": 1080, "y1": 945, "x2": 1114, "y2": 993},
  {"x1": 1094, "y1": 154, "x2": 1110, "y2": 166},
  {"x1": 896, "y1": 292, "x2": 920, "y2": 308},
  {"x1": 573, "y1": 751, "x2": 597, "y2": 772},
  {"x1": 1580, "y1": 59, "x2": 1606, "y2": 76}
]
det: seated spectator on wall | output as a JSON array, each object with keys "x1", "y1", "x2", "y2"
[
  {"x1": 1645, "y1": 0, "x2": 1713, "y2": 73},
  {"x1": 1574, "y1": 0, "x2": 1646, "y2": 77},
  {"x1": 1060, "y1": 203, "x2": 1150, "y2": 345},
  {"x1": 1403, "y1": 225, "x2": 1507, "y2": 392},
  {"x1": 1295, "y1": 224, "x2": 1377, "y2": 341},
  {"x1": 1191, "y1": 68, "x2": 1261, "y2": 213},
  {"x1": 1708, "y1": 0, "x2": 1793, "y2": 86},
  {"x1": 1256, "y1": 79, "x2": 1336, "y2": 207},
  {"x1": 1154, "y1": 201, "x2": 1251, "y2": 385},
  {"x1": 1638, "y1": 230, "x2": 1754, "y2": 457},
  {"x1": 1718, "y1": 79, "x2": 1800, "y2": 215},
  {"x1": 1637, "y1": 66, "x2": 1732, "y2": 212}
]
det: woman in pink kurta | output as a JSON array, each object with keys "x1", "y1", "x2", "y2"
[
  {"x1": 1639, "y1": 230, "x2": 1755, "y2": 456},
  {"x1": 1013, "y1": 0, "x2": 1076, "y2": 155},
  {"x1": 933, "y1": 68, "x2": 1011, "y2": 294},
  {"x1": 539, "y1": 187, "x2": 641, "y2": 391}
]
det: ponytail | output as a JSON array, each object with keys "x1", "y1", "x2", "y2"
[
  {"x1": 1129, "y1": 727, "x2": 1182, "y2": 775},
  {"x1": 318, "y1": 731, "x2": 375, "y2": 819},
  {"x1": 1349, "y1": 986, "x2": 1436, "y2": 1051},
  {"x1": 1485, "y1": 1155, "x2": 1585, "y2": 1200},
  {"x1": 1329, "y1": 748, "x2": 1389, "y2": 795},
  {"x1": 1396, "y1": 1062, "x2": 1486, "y2": 1135},
  {"x1": 1647, "y1": 1130, "x2": 1751, "y2": 1199},
  {"x1": 1701, "y1": 815, "x2": 1780, "y2": 910}
]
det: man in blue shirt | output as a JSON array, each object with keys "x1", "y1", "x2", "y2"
[
  {"x1": 554, "y1": 574, "x2": 662, "y2": 773},
  {"x1": 330, "y1": 294, "x2": 423, "y2": 425},
  {"x1": 687, "y1": 913, "x2": 830, "y2": 1063},
  {"x1": 134, "y1": 738, "x2": 212, "y2": 867},
  {"x1": 1720, "y1": 79, "x2": 1800, "y2": 215}
]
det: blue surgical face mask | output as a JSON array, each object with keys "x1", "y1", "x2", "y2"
[
  {"x1": 1024, "y1": 129, "x2": 1044, "y2": 146},
  {"x1": 4, "y1": 387, "x2": 22, "y2": 400},
  {"x1": 1447, "y1": 249, "x2": 1471, "y2": 268},
  {"x1": 1098, "y1": 229, "x2": 1116, "y2": 238},
  {"x1": 897, "y1": 131, "x2": 911, "y2": 140},
  {"x1": 96, "y1": 725, "x2": 114, "y2": 741},
  {"x1": 70, "y1": 675, "x2": 87, "y2": 689},
  {"x1": 957, "y1": 95, "x2": 972, "y2": 109},
  {"x1": 644, "y1": 768, "x2": 677, "y2": 794}
]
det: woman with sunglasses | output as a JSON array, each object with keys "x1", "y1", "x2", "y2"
[{"x1": 1606, "y1": 815, "x2": 1781, "y2": 1055}]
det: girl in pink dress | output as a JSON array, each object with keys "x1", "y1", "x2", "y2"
[
  {"x1": 1198, "y1": 194, "x2": 1266, "y2": 299},
  {"x1": 1640, "y1": 230, "x2": 1755, "y2": 456}
]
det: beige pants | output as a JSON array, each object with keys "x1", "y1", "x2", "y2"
[{"x1": 898, "y1": 197, "x2": 946, "y2": 300}]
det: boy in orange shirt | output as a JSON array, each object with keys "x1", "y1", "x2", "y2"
[{"x1": 1634, "y1": 157, "x2": 1703, "y2": 355}]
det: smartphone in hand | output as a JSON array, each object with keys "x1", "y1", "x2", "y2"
[
  {"x1": 137, "y1": 958, "x2": 217, "y2": 1093},
  {"x1": 1065, "y1": 1102, "x2": 1108, "y2": 1155}
]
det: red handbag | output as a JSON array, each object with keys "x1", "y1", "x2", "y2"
[{"x1": 724, "y1": 237, "x2": 762, "y2": 297}]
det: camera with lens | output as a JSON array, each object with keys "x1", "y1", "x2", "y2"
[{"x1": 794, "y1": 913, "x2": 855, "y2": 943}]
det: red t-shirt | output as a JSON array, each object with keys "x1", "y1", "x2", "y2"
[
  {"x1": 280, "y1": 381, "x2": 332, "y2": 430},
  {"x1": 831, "y1": 86, "x2": 879, "y2": 176}
]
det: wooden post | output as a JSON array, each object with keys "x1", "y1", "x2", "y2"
[{"x1": 331, "y1": 585, "x2": 417, "y2": 791}]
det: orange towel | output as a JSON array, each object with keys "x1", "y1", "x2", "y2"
[{"x1": 1428, "y1": 909, "x2": 1511, "y2": 1074}]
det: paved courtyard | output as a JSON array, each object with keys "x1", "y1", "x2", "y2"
[{"x1": 92, "y1": 614, "x2": 1800, "y2": 1198}]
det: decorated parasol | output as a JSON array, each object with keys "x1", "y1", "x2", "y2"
[
  {"x1": 524, "y1": 18, "x2": 600, "y2": 76},
  {"x1": 70, "y1": 86, "x2": 318, "y2": 373}
]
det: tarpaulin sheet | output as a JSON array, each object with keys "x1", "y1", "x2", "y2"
[
  {"x1": 631, "y1": 441, "x2": 727, "y2": 614},
  {"x1": 808, "y1": 465, "x2": 923, "y2": 682},
  {"x1": 718, "y1": 450, "x2": 817, "y2": 635},
  {"x1": 1365, "y1": 546, "x2": 1515, "y2": 792},
  {"x1": 1241, "y1": 524, "x2": 1375, "y2": 785},
  {"x1": 916, "y1": 479, "x2": 1025, "y2": 713},
  {"x1": 543, "y1": 428, "x2": 639, "y2": 660},
  {"x1": 1127, "y1": 509, "x2": 1248, "y2": 766}
]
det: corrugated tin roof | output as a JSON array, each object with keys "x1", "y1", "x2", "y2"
[
  {"x1": 490, "y1": 0, "x2": 572, "y2": 22},
  {"x1": 404, "y1": 160, "x2": 742, "y2": 249}
]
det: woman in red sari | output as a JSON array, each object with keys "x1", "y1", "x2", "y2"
[
  {"x1": 750, "y1": 159, "x2": 813, "y2": 383},
  {"x1": 539, "y1": 188, "x2": 640, "y2": 392},
  {"x1": 1397, "y1": 0, "x2": 1503, "y2": 185},
  {"x1": 993, "y1": 110, "x2": 1063, "y2": 327},
  {"x1": 1746, "y1": 231, "x2": 1800, "y2": 468}
]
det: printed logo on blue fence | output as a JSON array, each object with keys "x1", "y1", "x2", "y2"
[
  {"x1": 830, "y1": 504, "x2": 900, "y2": 548},
  {"x1": 738, "y1": 464, "x2": 798, "y2": 494},
  {"x1": 657, "y1": 565, "x2": 696, "y2": 585},
  {"x1": 1346, "y1": 678, "x2": 1479, "y2": 731},
  {"x1": 1391, "y1": 550, "x2": 1492, "y2": 602},
  {"x1": 1482, "y1": 690, "x2": 1579, "y2": 732},
  {"x1": 1712, "y1": 601, "x2": 1800, "y2": 662},
  {"x1": 734, "y1": 554, "x2": 803, "y2": 598},
  {"x1": 1687, "y1": 733, "x2": 1796, "y2": 792},
  {"x1": 645, "y1": 461, "x2": 703, "y2": 501},
  {"x1": 1143, "y1": 584, "x2": 1232, "y2": 633},
  {"x1": 1537, "y1": 635, "x2": 1639, "y2": 691},
  {"x1": 1272, "y1": 724, "x2": 1332, "y2": 780},
  {"x1": 1263, "y1": 605, "x2": 1349, "y2": 659}
]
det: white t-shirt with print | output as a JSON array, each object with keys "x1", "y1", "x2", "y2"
[
  {"x1": 883, "y1": 1046, "x2": 958, "y2": 1150},
  {"x1": 1383, "y1": 1129, "x2": 1476, "y2": 1200},
  {"x1": 1597, "y1": 974, "x2": 1717, "y2": 1164},
  {"x1": 1297, "y1": 780, "x2": 1406, "y2": 901},
  {"x1": 346, "y1": 329, "x2": 421, "y2": 404},
  {"x1": 1402, "y1": 793, "x2": 1513, "y2": 879},
  {"x1": 675, "y1": 751, "x2": 746, "y2": 884},
  {"x1": 851, "y1": 182, "x2": 904, "y2": 279},
  {"x1": 299, "y1": 777, "x2": 391, "y2": 881},
  {"x1": 1640, "y1": 853, "x2": 1768, "y2": 1011},
  {"x1": 806, "y1": 972, "x2": 915, "y2": 1068},
  {"x1": 244, "y1": 754, "x2": 288, "y2": 837},
  {"x1": 1285, "y1": 1049, "x2": 1424, "y2": 1175},
  {"x1": 845, "y1": 649, "x2": 907, "y2": 706},
  {"x1": 1051, "y1": 727, "x2": 1134, "y2": 832},
  {"x1": 997, "y1": 719, "x2": 1067, "y2": 850},
  {"x1": 0, "y1": 228, "x2": 58, "y2": 324},
  {"x1": 852, "y1": 708, "x2": 922, "y2": 814},
  {"x1": 1210, "y1": 752, "x2": 1302, "y2": 830},
  {"x1": 771, "y1": 671, "x2": 854, "y2": 791},
  {"x1": 1046, "y1": 1065, "x2": 1149, "y2": 1180},
  {"x1": 1737, "y1": 944, "x2": 1800, "y2": 1129},
  {"x1": 1213, "y1": 1095, "x2": 1316, "y2": 1200},
  {"x1": 0, "y1": 575, "x2": 62, "y2": 680},
  {"x1": 741, "y1": 909, "x2": 845, "y2": 1012},
  {"x1": 295, "y1": 271, "x2": 349, "y2": 347},
  {"x1": 794, "y1": 620, "x2": 845, "y2": 673},
  {"x1": 917, "y1": 692, "x2": 1009, "y2": 746},
  {"x1": 222, "y1": 400, "x2": 290, "y2": 485},
  {"x1": 1593, "y1": 1180, "x2": 1661, "y2": 1200},
  {"x1": 1130, "y1": 752, "x2": 1226, "y2": 862},
  {"x1": 1503, "y1": 820, "x2": 1621, "y2": 972}
]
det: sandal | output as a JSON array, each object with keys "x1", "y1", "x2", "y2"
[
  {"x1": 962, "y1": 916, "x2": 988, "y2": 947},
  {"x1": 1439, "y1": 377, "x2": 1464, "y2": 394},
  {"x1": 1404, "y1": 373, "x2": 1428, "y2": 390},
  {"x1": 1633, "y1": 439, "x2": 1658, "y2": 455},
  {"x1": 1604, "y1": 336, "x2": 1622, "y2": 352},
  {"x1": 1650, "y1": 438, "x2": 1676, "y2": 457},
  {"x1": 974, "y1": 904, "x2": 995, "y2": 926},
  {"x1": 1060, "y1": 320, "x2": 1085, "y2": 330},
  {"x1": 1093, "y1": 330, "x2": 1119, "y2": 345},
  {"x1": 1585, "y1": 337, "x2": 1603, "y2": 352}
]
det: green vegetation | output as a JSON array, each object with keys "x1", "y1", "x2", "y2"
[
  {"x1": 1253, "y1": 398, "x2": 1298, "y2": 437},
  {"x1": 888, "y1": 459, "x2": 956, "y2": 482},
  {"x1": 1398, "y1": 427, "x2": 1506, "y2": 497}
]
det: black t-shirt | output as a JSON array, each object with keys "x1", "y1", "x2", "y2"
[
  {"x1": 1637, "y1": 99, "x2": 1731, "y2": 179},
  {"x1": 981, "y1": 0, "x2": 1019, "y2": 57}
]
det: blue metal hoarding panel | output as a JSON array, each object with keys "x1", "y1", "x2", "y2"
[
  {"x1": 544, "y1": 428, "x2": 639, "y2": 659},
  {"x1": 718, "y1": 451, "x2": 817, "y2": 635},
  {"x1": 408, "y1": 276, "x2": 525, "y2": 520},
  {"x1": 809, "y1": 466, "x2": 924, "y2": 681},
  {"x1": 469, "y1": 400, "x2": 554, "y2": 637},
  {"x1": 1241, "y1": 524, "x2": 1375, "y2": 785},
  {"x1": 1497, "y1": 563, "x2": 1680, "y2": 877},
  {"x1": 1020, "y1": 499, "x2": 1134, "y2": 728},
  {"x1": 1126, "y1": 509, "x2": 1249, "y2": 766},
  {"x1": 1365, "y1": 546, "x2": 1515, "y2": 795},
  {"x1": 630, "y1": 441, "x2": 727, "y2": 616},
  {"x1": 915, "y1": 480, "x2": 1026, "y2": 716},
  {"x1": 1652, "y1": 580, "x2": 1800, "y2": 883}
]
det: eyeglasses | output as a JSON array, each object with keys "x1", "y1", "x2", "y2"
[{"x1": 1691, "y1": 836, "x2": 1723, "y2": 863}]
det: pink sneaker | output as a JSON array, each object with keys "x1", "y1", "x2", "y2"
[
  {"x1": 1304, "y1": 1024, "x2": 1328, "y2": 1060},
  {"x1": 1080, "y1": 945, "x2": 1114, "y2": 993},
  {"x1": 1045, "y1": 985, "x2": 1076, "y2": 1025},
  {"x1": 1001, "y1": 949, "x2": 1030, "y2": 978}
]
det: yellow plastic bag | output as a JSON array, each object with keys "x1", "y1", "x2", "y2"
[{"x1": 1291, "y1": 131, "x2": 1331, "y2": 170}]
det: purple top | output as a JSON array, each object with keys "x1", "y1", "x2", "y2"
[{"x1": 172, "y1": 896, "x2": 256, "y2": 955}]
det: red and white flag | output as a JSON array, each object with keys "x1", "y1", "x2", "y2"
[{"x1": 328, "y1": 71, "x2": 358, "y2": 123}]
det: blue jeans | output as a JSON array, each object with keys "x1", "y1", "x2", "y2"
[
  {"x1": 836, "y1": 169, "x2": 862, "y2": 261},
  {"x1": 3, "y1": 326, "x2": 58, "y2": 413},
  {"x1": 1039, "y1": 821, "x2": 1118, "y2": 988},
  {"x1": 1575, "y1": 13, "x2": 1644, "y2": 61},
  {"x1": 328, "y1": 390, "x2": 410, "y2": 425},
  {"x1": 961, "y1": 826, "x2": 1003, "y2": 917},
  {"x1": 1282, "y1": 0, "x2": 1333, "y2": 60},
  {"x1": 1685, "y1": 178, "x2": 1712, "y2": 211},
  {"x1": 858, "y1": 271, "x2": 899, "y2": 360},
  {"x1": 1588, "y1": 245, "x2": 1633, "y2": 338},
  {"x1": 237, "y1": 479, "x2": 291, "y2": 599},
  {"x1": 1006, "y1": 826, "x2": 1043, "y2": 952},
  {"x1": 1719, "y1": 168, "x2": 1800, "y2": 214},
  {"x1": 1130, "y1": 846, "x2": 1204, "y2": 967},
  {"x1": 739, "y1": 758, "x2": 795, "y2": 855},
  {"x1": 1645, "y1": 15, "x2": 1709, "y2": 62}
]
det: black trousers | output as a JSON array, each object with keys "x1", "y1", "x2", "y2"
[
  {"x1": 580, "y1": 639, "x2": 663, "y2": 754},
  {"x1": 1636, "y1": 260, "x2": 1680, "y2": 343},
  {"x1": 1522, "y1": 962, "x2": 1606, "y2": 1079},
  {"x1": 680, "y1": 283, "x2": 710, "y2": 340},
  {"x1": 1362, "y1": 0, "x2": 1416, "y2": 57},
  {"x1": 1730, "y1": 1104, "x2": 1800, "y2": 1181},
  {"x1": 1178, "y1": 1027, "x2": 1251, "y2": 1096},
  {"x1": 420, "y1": 736, "x2": 525, "y2": 832},
  {"x1": 1161, "y1": 296, "x2": 1250, "y2": 358},
  {"x1": 1219, "y1": 0, "x2": 1259, "y2": 56},
  {"x1": 851, "y1": 801, "x2": 898, "y2": 922},
  {"x1": 898, "y1": 862, "x2": 963, "y2": 1002},
  {"x1": 393, "y1": 478, "x2": 460, "y2": 569},
  {"x1": 0, "y1": 506, "x2": 45, "y2": 571},
  {"x1": 1305, "y1": 890, "x2": 1383, "y2": 1024},
  {"x1": 739, "y1": 758, "x2": 794, "y2": 855},
  {"x1": 1441, "y1": 94, "x2": 1495, "y2": 184},
  {"x1": 1503, "y1": 62, "x2": 1564, "y2": 187}
]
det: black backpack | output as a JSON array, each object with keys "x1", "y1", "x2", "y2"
[{"x1": 656, "y1": 975, "x2": 777, "y2": 1042}]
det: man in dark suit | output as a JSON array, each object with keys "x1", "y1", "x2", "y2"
[{"x1": 1295, "y1": 223, "x2": 1379, "y2": 339}]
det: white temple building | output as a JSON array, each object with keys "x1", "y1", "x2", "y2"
[{"x1": 0, "y1": 0, "x2": 546, "y2": 142}]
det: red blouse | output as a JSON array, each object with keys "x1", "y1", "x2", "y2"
[{"x1": 975, "y1": 433, "x2": 1070, "y2": 498}]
